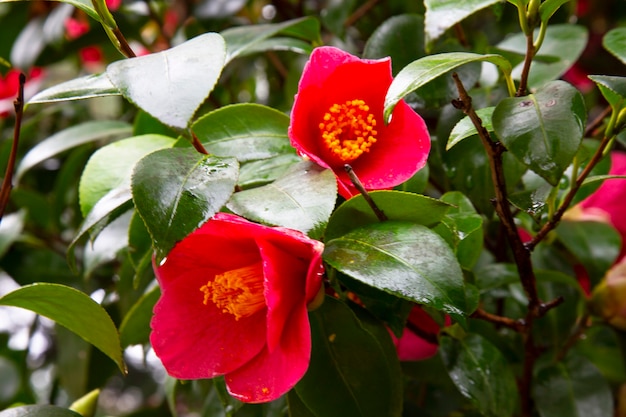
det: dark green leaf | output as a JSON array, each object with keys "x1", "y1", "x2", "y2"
[
  {"x1": 424, "y1": 0, "x2": 502, "y2": 45},
  {"x1": 83, "y1": 210, "x2": 132, "y2": 277},
  {"x1": 238, "y1": 154, "x2": 301, "y2": 189},
  {"x1": 16, "y1": 120, "x2": 132, "y2": 182},
  {"x1": 131, "y1": 148, "x2": 238, "y2": 260},
  {"x1": 119, "y1": 286, "x2": 160, "y2": 348},
  {"x1": 78, "y1": 134, "x2": 174, "y2": 217},
  {"x1": 324, "y1": 221, "x2": 467, "y2": 322},
  {"x1": 227, "y1": 160, "x2": 336, "y2": 239},
  {"x1": 588, "y1": 75, "x2": 626, "y2": 113},
  {"x1": 27, "y1": 73, "x2": 119, "y2": 105},
  {"x1": 0, "y1": 405, "x2": 82, "y2": 417},
  {"x1": 0, "y1": 283, "x2": 125, "y2": 373},
  {"x1": 539, "y1": 0, "x2": 570, "y2": 22},
  {"x1": 190, "y1": 103, "x2": 294, "y2": 162},
  {"x1": 447, "y1": 107, "x2": 495, "y2": 150},
  {"x1": 385, "y1": 52, "x2": 512, "y2": 121},
  {"x1": 295, "y1": 297, "x2": 402, "y2": 417},
  {"x1": 603, "y1": 27, "x2": 626, "y2": 66},
  {"x1": 107, "y1": 33, "x2": 226, "y2": 129},
  {"x1": 555, "y1": 221, "x2": 621, "y2": 285},
  {"x1": 325, "y1": 191, "x2": 452, "y2": 242},
  {"x1": 492, "y1": 80, "x2": 585, "y2": 185},
  {"x1": 533, "y1": 353, "x2": 613, "y2": 417},
  {"x1": 440, "y1": 332, "x2": 518, "y2": 417}
]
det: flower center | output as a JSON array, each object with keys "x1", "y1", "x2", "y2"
[
  {"x1": 318, "y1": 99, "x2": 378, "y2": 163},
  {"x1": 200, "y1": 262, "x2": 265, "y2": 320}
]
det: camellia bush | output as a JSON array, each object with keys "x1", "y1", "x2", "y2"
[{"x1": 2, "y1": 0, "x2": 626, "y2": 416}]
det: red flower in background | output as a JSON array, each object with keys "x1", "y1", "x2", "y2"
[
  {"x1": 150, "y1": 213, "x2": 324, "y2": 403},
  {"x1": 0, "y1": 68, "x2": 44, "y2": 118},
  {"x1": 392, "y1": 306, "x2": 442, "y2": 361},
  {"x1": 289, "y1": 46, "x2": 431, "y2": 199}
]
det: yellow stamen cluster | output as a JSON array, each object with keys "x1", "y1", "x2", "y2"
[
  {"x1": 318, "y1": 99, "x2": 378, "y2": 163},
  {"x1": 200, "y1": 263, "x2": 265, "y2": 321}
]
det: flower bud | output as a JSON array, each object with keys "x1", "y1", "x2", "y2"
[{"x1": 589, "y1": 258, "x2": 626, "y2": 331}]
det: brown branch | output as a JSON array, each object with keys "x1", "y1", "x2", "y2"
[
  {"x1": 191, "y1": 132, "x2": 209, "y2": 155},
  {"x1": 344, "y1": 164, "x2": 387, "y2": 221},
  {"x1": 0, "y1": 73, "x2": 26, "y2": 222},
  {"x1": 586, "y1": 105, "x2": 611, "y2": 138},
  {"x1": 527, "y1": 133, "x2": 613, "y2": 250},
  {"x1": 113, "y1": 27, "x2": 136, "y2": 58},
  {"x1": 344, "y1": 0, "x2": 380, "y2": 28},
  {"x1": 516, "y1": 34, "x2": 535, "y2": 97},
  {"x1": 470, "y1": 307, "x2": 524, "y2": 332}
]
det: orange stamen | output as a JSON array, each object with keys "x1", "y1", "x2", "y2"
[
  {"x1": 318, "y1": 99, "x2": 378, "y2": 163},
  {"x1": 200, "y1": 263, "x2": 265, "y2": 320}
]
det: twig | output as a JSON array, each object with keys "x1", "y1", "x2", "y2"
[
  {"x1": 0, "y1": 73, "x2": 26, "y2": 223},
  {"x1": 191, "y1": 132, "x2": 209, "y2": 155},
  {"x1": 113, "y1": 27, "x2": 137, "y2": 58},
  {"x1": 586, "y1": 105, "x2": 611, "y2": 138},
  {"x1": 555, "y1": 313, "x2": 591, "y2": 362},
  {"x1": 344, "y1": 164, "x2": 387, "y2": 221},
  {"x1": 344, "y1": 0, "x2": 380, "y2": 28},
  {"x1": 470, "y1": 307, "x2": 525, "y2": 332},
  {"x1": 516, "y1": 34, "x2": 535, "y2": 97}
]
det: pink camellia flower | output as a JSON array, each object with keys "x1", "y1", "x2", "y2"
[
  {"x1": 288, "y1": 46, "x2": 431, "y2": 198},
  {"x1": 150, "y1": 213, "x2": 325, "y2": 403},
  {"x1": 391, "y1": 306, "x2": 441, "y2": 361}
]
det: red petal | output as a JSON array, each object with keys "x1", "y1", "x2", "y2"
[
  {"x1": 150, "y1": 268, "x2": 266, "y2": 378},
  {"x1": 224, "y1": 304, "x2": 311, "y2": 403}
]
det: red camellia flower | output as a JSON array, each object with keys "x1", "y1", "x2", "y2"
[
  {"x1": 289, "y1": 46, "x2": 431, "y2": 198},
  {"x1": 150, "y1": 213, "x2": 325, "y2": 403}
]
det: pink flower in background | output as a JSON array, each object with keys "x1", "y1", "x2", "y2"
[
  {"x1": 150, "y1": 213, "x2": 324, "y2": 403},
  {"x1": 289, "y1": 46, "x2": 431, "y2": 199},
  {"x1": 392, "y1": 306, "x2": 442, "y2": 361},
  {"x1": 0, "y1": 68, "x2": 44, "y2": 118}
]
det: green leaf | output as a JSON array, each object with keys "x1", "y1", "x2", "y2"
[
  {"x1": 221, "y1": 17, "x2": 320, "y2": 62},
  {"x1": 16, "y1": 120, "x2": 132, "y2": 181},
  {"x1": 497, "y1": 24, "x2": 588, "y2": 89},
  {"x1": 363, "y1": 14, "x2": 426, "y2": 74},
  {"x1": 588, "y1": 75, "x2": 626, "y2": 113},
  {"x1": 83, "y1": 210, "x2": 132, "y2": 277},
  {"x1": 325, "y1": 191, "x2": 452, "y2": 242},
  {"x1": 0, "y1": 405, "x2": 82, "y2": 417},
  {"x1": 78, "y1": 134, "x2": 174, "y2": 217},
  {"x1": 107, "y1": 33, "x2": 226, "y2": 129},
  {"x1": 0, "y1": 210, "x2": 25, "y2": 258},
  {"x1": 533, "y1": 353, "x2": 613, "y2": 417},
  {"x1": 190, "y1": 103, "x2": 294, "y2": 162},
  {"x1": 424, "y1": 0, "x2": 503, "y2": 45},
  {"x1": 227, "y1": 160, "x2": 336, "y2": 239},
  {"x1": 492, "y1": 80, "x2": 585, "y2": 185},
  {"x1": 439, "y1": 332, "x2": 518, "y2": 417},
  {"x1": 0, "y1": 283, "x2": 125, "y2": 373},
  {"x1": 26, "y1": 73, "x2": 119, "y2": 105},
  {"x1": 539, "y1": 0, "x2": 570, "y2": 22},
  {"x1": 555, "y1": 221, "x2": 621, "y2": 286},
  {"x1": 131, "y1": 148, "x2": 238, "y2": 260},
  {"x1": 237, "y1": 154, "x2": 301, "y2": 189},
  {"x1": 119, "y1": 286, "x2": 160, "y2": 348},
  {"x1": 603, "y1": 27, "x2": 626, "y2": 66},
  {"x1": 324, "y1": 221, "x2": 467, "y2": 322},
  {"x1": 447, "y1": 107, "x2": 495, "y2": 150},
  {"x1": 384, "y1": 52, "x2": 512, "y2": 121},
  {"x1": 295, "y1": 297, "x2": 402, "y2": 417}
]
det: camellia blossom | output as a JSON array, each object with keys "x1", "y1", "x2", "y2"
[
  {"x1": 150, "y1": 213, "x2": 325, "y2": 403},
  {"x1": 289, "y1": 46, "x2": 431, "y2": 198}
]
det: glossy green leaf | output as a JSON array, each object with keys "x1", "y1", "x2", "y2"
[
  {"x1": 439, "y1": 332, "x2": 518, "y2": 417},
  {"x1": 588, "y1": 75, "x2": 626, "y2": 113},
  {"x1": 363, "y1": 14, "x2": 426, "y2": 74},
  {"x1": 131, "y1": 148, "x2": 238, "y2": 260},
  {"x1": 325, "y1": 191, "x2": 452, "y2": 242},
  {"x1": 497, "y1": 24, "x2": 588, "y2": 88},
  {"x1": 190, "y1": 103, "x2": 294, "y2": 162},
  {"x1": 78, "y1": 134, "x2": 174, "y2": 217},
  {"x1": 83, "y1": 210, "x2": 132, "y2": 277},
  {"x1": 424, "y1": 0, "x2": 502, "y2": 45},
  {"x1": 295, "y1": 297, "x2": 402, "y2": 417},
  {"x1": 539, "y1": 0, "x2": 570, "y2": 22},
  {"x1": 555, "y1": 220, "x2": 621, "y2": 285},
  {"x1": 27, "y1": 73, "x2": 119, "y2": 105},
  {"x1": 227, "y1": 160, "x2": 336, "y2": 238},
  {"x1": 107, "y1": 33, "x2": 226, "y2": 129},
  {"x1": 237, "y1": 153, "x2": 301, "y2": 189},
  {"x1": 384, "y1": 52, "x2": 512, "y2": 121},
  {"x1": 236, "y1": 37, "x2": 313, "y2": 56},
  {"x1": 324, "y1": 221, "x2": 467, "y2": 322},
  {"x1": 16, "y1": 120, "x2": 132, "y2": 181},
  {"x1": 0, "y1": 405, "x2": 82, "y2": 417},
  {"x1": 221, "y1": 17, "x2": 320, "y2": 62},
  {"x1": 119, "y1": 285, "x2": 160, "y2": 348},
  {"x1": 492, "y1": 80, "x2": 585, "y2": 185},
  {"x1": 534, "y1": 353, "x2": 613, "y2": 417},
  {"x1": 0, "y1": 283, "x2": 125, "y2": 373},
  {"x1": 603, "y1": 27, "x2": 626, "y2": 65},
  {"x1": 447, "y1": 107, "x2": 495, "y2": 150},
  {"x1": 287, "y1": 391, "x2": 317, "y2": 417}
]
